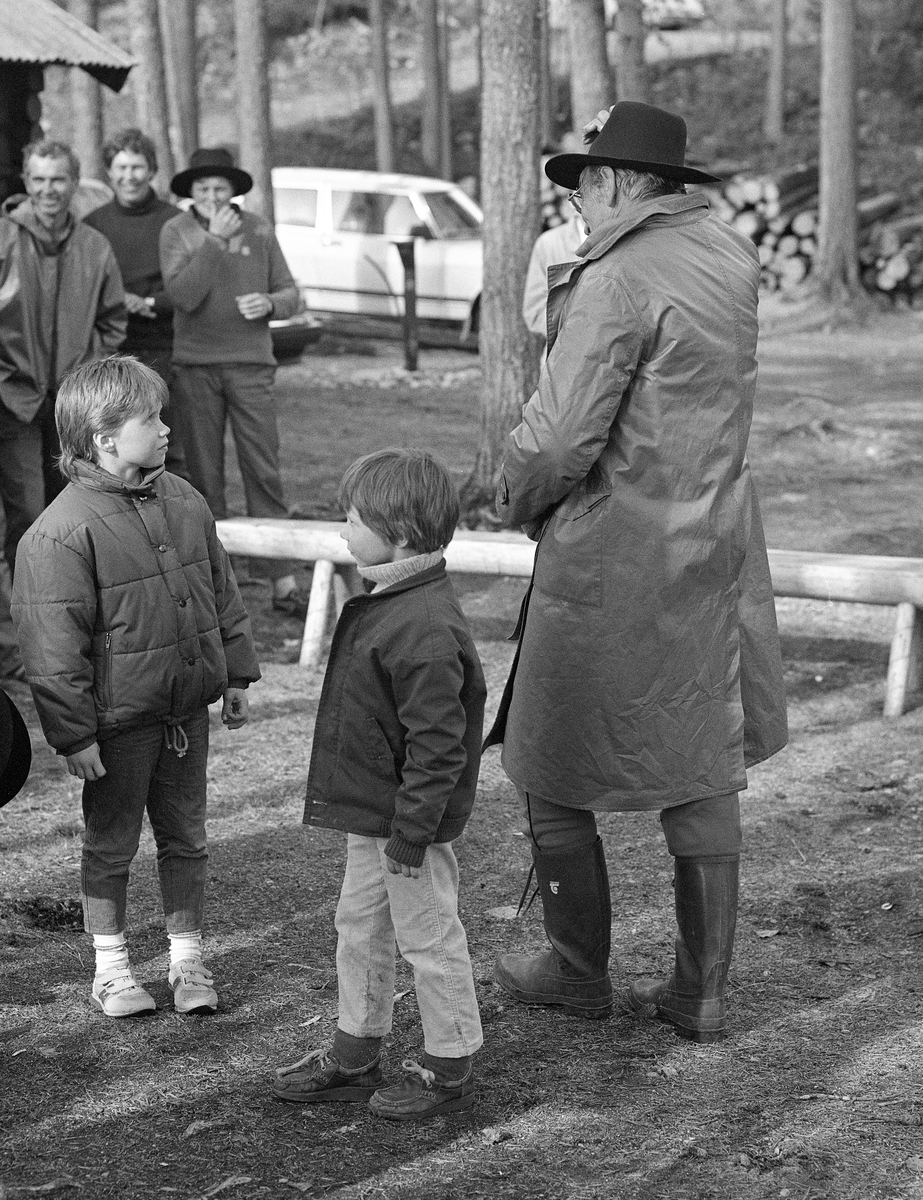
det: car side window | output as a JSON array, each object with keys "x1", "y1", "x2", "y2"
[
  {"x1": 331, "y1": 191, "x2": 420, "y2": 237},
  {"x1": 274, "y1": 188, "x2": 318, "y2": 227}
]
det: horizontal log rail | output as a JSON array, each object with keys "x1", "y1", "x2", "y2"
[{"x1": 216, "y1": 519, "x2": 923, "y2": 717}]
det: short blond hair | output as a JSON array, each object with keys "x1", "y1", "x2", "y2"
[
  {"x1": 55, "y1": 356, "x2": 167, "y2": 482},
  {"x1": 339, "y1": 448, "x2": 459, "y2": 553}
]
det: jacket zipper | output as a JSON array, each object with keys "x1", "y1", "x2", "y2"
[{"x1": 104, "y1": 632, "x2": 113, "y2": 709}]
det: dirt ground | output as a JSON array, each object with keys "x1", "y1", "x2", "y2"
[{"x1": 2, "y1": 311, "x2": 923, "y2": 1200}]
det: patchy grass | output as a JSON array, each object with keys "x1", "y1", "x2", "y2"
[{"x1": 2, "y1": 319, "x2": 923, "y2": 1199}]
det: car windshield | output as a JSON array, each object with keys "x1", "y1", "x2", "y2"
[{"x1": 423, "y1": 191, "x2": 481, "y2": 239}]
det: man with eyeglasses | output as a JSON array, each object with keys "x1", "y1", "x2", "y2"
[{"x1": 488, "y1": 102, "x2": 787, "y2": 1043}]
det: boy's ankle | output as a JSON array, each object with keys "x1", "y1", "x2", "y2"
[
  {"x1": 422, "y1": 1052, "x2": 472, "y2": 1083},
  {"x1": 331, "y1": 1029, "x2": 382, "y2": 1071}
]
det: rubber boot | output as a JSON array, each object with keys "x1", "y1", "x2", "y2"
[
  {"x1": 628, "y1": 855, "x2": 738, "y2": 1043},
  {"x1": 494, "y1": 837, "x2": 613, "y2": 1019}
]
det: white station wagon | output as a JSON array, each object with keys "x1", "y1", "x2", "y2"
[{"x1": 272, "y1": 167, "x2": 484, "y2": 342}]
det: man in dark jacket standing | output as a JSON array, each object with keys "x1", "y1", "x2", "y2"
[
  {"x1": 488, "y1": 103, "x2": 788, "y2": 1042},
  {"x1": 160, "y1": 148, "x2": 305, "y2": 615},
  {"x1": 0, "y1": 139, "x2": 125, "y2": 678}
]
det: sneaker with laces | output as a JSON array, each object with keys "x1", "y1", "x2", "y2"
[
  {"x1": 91, "y1": 967, "x2": 156, "y2": 1018},
  {"x1": 271, "y1": 1047, "x2": 384, "y2": 1103},
  {"x1": 369, "y1": 1059, "x2": 475, "y2": 1121},
  {"x1": 169, "y1": 958, "x2": 218, "y2": 1014}
]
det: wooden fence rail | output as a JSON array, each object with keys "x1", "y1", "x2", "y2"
[{"x1": 216, "y1": 519, "x2": 923, "y2": 718}]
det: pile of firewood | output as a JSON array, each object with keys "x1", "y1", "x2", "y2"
[{"x1": 710, "y1": 164, "x2": 922, "y2": 303}]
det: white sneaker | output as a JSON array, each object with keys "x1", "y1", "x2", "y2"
[
  {"x1": 92, "y1": 967, "x2": 157, "y2": 1018},
  {"x1": 169, "y1": 958, "x2": 218, "y2": 1014}
]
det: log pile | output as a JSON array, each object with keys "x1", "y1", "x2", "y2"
[{"x1": 709, "y1": 164, "x2": 920, "y2": 303}]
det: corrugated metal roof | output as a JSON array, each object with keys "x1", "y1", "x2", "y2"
[{"x1": 0, "y1": 0, "x2": 134, "y2": 92}]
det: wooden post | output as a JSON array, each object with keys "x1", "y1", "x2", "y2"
[
  {"x1": 67, "y1": 0, "x2": 105, "y2": 180},
  {"x1": 884, "y1": 601, "x2": 923, "y2": 718},
  {"x1": 159, "y1": 0, "x2": 199, "y2": 168},
  {"x1": 393, "y1": 238, "x2": 419, "y2": 372},
  {"x1": 300, "y1": 559, "x2": 335, "y2": 669},
  {"x1": 233, "y1": 0, "x2": 274, "y2": 224},
  {"x1": 368, "y1": 0, "x2": 395, "y2": 173}
]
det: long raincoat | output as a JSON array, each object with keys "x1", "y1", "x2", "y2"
[{"x1": 487, "y1": 192, "x2": 788, "y2": 812}]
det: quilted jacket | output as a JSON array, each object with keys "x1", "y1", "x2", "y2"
[{"x1": 11, "y1": 461, "x2": 260, "y2": 755}]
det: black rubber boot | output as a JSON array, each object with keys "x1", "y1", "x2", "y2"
[
  {"x1": 628, "y1": 855, "x2": 738, "y2": 1043},
  {"x1": 494, "y1": 837, "x2": 613, "y2": 1019}
]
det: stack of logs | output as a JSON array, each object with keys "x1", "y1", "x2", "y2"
[{"x1": 709, "y1": 164, "x2": 921, "y2": 302}]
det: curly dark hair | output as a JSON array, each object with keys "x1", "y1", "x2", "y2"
[{"x1": 101, "y1": 128, "x2": 158, "y2": 173}]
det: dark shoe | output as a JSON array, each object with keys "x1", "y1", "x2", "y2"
[
  {"x1": 271, "y1": 1048, "x2": 383, "y2": 1103},
  {"x1": 627, "y1": 856, "x2": 738, "y2": 1043},
  {"x1": 369, "y1": 1059, "x2": 475, "y2": 1121},
  {"x1": 494, "y1": 836, "x2": 613, "y2": 1019},
  {"x1": 495, "y1": 948, "x2": 612, "y2": 1018},
  {"x1": 272, "y1": 588, "x2": 310, "y2": 620}
]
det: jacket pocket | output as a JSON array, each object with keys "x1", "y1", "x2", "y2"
[
  {"x1": 533, "y1": 486, "x2": 611, "y2": 609},
  {"x1": 91, "y1": 632, "x2": 114, "y2": 711},
  {"x1": 364, "y1": 717, "x2": 402, "y2": 783}
]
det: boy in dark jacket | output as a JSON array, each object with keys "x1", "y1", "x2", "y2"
[
  {"x1": 272, "y1": 449, "x2": 486, "y2": 1121},
  {"x1": 11, "y1": 356, "x2": 260, "y2": 1019}
]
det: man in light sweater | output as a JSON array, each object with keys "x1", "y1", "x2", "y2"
[{"x1": 160, "y1": 148, "x2": 305, "y2": 616}]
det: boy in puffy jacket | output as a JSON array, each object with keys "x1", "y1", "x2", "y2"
[
  {"x1": 11, "y1": 356, "x2": 260, "y2": 1018},
  {"x1": 271, "y1": 448, "x2": 486, "y2": 1121}
]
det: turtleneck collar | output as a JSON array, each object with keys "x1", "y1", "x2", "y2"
[
  {"x1": 358, "y1": 549, "x2": 444, "y2": 593},
  {"x1": 115, "y1": 188, "x2": 162, "y2": 216}
]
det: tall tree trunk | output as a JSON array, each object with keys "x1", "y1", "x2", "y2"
[
  {"x1": 126, "y1": 0, "x2": 175, "y2": 193},
  {"x1": 538, "y1": 0, "x2": 554, "y2": 148},
  {"x1": 438, "y1": 0, "x2": 452, "y2": 179},
  {"x1": 234, "y1": 0, "x2": 274, "y2": 223},
  {"x1": 567, "y1": 0, "x2": 613, "y2": 137},
  {"x1": 813, "y1": 0, "x2": 860, "y2": 304},
  {"x1": 159, "y1": 0, "x2": 199, "y2": 168},
  {"x1": 68, "y1": 0, "x2": 105, "y2": 180},
  {"x1": 763, "y1": 0, "x2": 787, "y2": 143},
  {"x1": 615, "y1": 0, "x2": 646, "y2": 103},
  {"x1": 420, "y1": 0, "x2": 443, "y2": 174},
  {"x1": 464, "y1": 0, "x2": 541, "y2": 510},
  {"x1": 369, "y1": 0, "x2": 395, "y2": 172}
]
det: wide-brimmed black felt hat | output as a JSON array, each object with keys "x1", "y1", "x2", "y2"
[
  {"x1": 544, "y1": 101, "x2": 721, "y2": 190},
  {"x1": 0, "y1": 688, "x2": 31, "y2": 809},
  {"x1": 170, "y1": 148, "x2": 253, "y2": 199}
]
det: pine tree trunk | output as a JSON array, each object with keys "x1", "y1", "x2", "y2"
[
  {"x1": 369, "y1": 0, "x2": 394, "y2": 173},
  {"x1": 234, "y1": 0, "x2": 274, "y2": 224},
  {"x1": 539, "y1": 0, "x2": 554, "y2": 148},
  {"x1": 438, "y1": 1, "x2": 452, "y2": 179},
  {"x1": 126, "y1": 0, "x2": 175, "y2": 192},
  {"x1": 763, "y1": 0, "x2": 787, "y2": 143},
  {"x1": 159, "y1": 0, "x2": 199, "y2": 169},
  {"x1": 68, "y1": 0, "x2": 105, "y2": 180},
  {"x1": 615, "y1": 0, "x2": 646, "y2": 102},
  {"x1": 463, "y1": 0, "x2": 541, "y2": 513},
  {"x1": 420, "y1": 0, "x2": 443, "y2": 174},
  {"x1": 567, "y1": 0, "x2": 613, "y2": 136},
  {"x1": 813, "y1": 0, "x2": 861, "y2": 303}
]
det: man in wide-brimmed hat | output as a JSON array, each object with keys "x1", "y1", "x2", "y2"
[
  {"x1": 488, "y1": 102, "x2": 788, "y2": 1042},
  {"x1": 160, "y1": 148, "x2": 306, "y2": 615}
]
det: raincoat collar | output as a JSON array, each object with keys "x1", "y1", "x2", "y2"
[
  {"x1": 577, "y1": 191, "x2": 710, "y2": 264},
  {"x1": 7, "y1": 197, "x2": 75, "y2": 255}
]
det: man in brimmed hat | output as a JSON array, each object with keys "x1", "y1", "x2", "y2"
[
  {"x1": 487, "y1": 102, "x2": 788, "y2": 1042},
  {"x1": 160, "y1": 148, "x2": 306, "y2": 615}
]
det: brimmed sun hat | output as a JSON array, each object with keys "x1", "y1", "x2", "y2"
[
  {"x1": 544, "y1": 101, "x2": 721, "y2": 190},
  {"x1": 170, "y1": 148, "x2": 253, "y2": 199}
]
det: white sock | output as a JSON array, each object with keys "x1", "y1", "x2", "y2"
[
  {"x1": 169, "y1": 930, "x2": 203, "y2": 966},
  {"x1": 93, "y1": 933, "x2": 129, "y2": 976}
]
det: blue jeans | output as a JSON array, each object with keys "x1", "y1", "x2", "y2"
[
  {"x1": 335, "y1": 835, "x2": 483, "y2": 1059},
  {"x1": 80, "y1": 709, "x2": 210, "y2": 935}
]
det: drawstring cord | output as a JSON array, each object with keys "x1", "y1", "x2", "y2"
[{"x1": 163, "y1": 721, "x2": 189, "y2": 758}]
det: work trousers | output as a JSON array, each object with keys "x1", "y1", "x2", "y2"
[
  {"x1": 170, "y1": 363, "x2": 297, "y2": 580},
  {"x1": 520, "y1": 790, "x2": 742, "y2": 859},
  {"x1": 80, "y1": 709, "x2": 210, "y2": 936},
  {"x1": 335, "y1": 834, "x2": 484, "y2": 1059}
]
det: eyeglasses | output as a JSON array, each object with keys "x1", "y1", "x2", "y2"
[{"x1": 567, "y1": 188, "x2": 582, "y2": 212}]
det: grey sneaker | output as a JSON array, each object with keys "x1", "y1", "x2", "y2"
[
  {"x1": 169, "y1": 958, "x2": 218, "y2": 1014},
  {"x1": 91, "y1": 967, "x2": 156, "y2": 1018}
]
